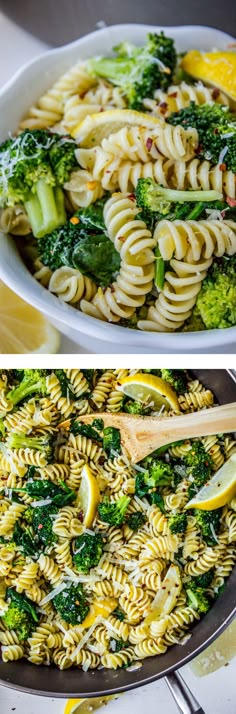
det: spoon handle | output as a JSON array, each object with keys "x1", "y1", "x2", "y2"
[{"x1": 165, "y1": 672, "x2": 205, "y2": 714}]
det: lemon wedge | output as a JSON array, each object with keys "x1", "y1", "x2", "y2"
[
  {"x1": 72, "y1": 108, "x2": 163, "y2": 145},
  {"x1": 181, "y1": 50, "x2": 236, "y2": 102},
  {"x1": 144, "y1": 565, "x2": 182, "y2": 625},
  {"x1": 0, "y1": 281, "x2": 60, "y2": 353},
  {"x1": 117, "y1": 373, "x2": 179, "y2": 412},
  {"x1": 185, "y1": 453, "x2": 236, "y2": 510},
  {"x1": 82, "y1": 597, "x2": 118, "y2": 629},
  {"x1": 78, "y1": 463, "x2": 100, "y2": 527},
  {"x1": 64, "y1": 695, "x2": 119, "y2": 714}
]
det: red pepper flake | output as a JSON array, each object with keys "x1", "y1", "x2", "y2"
[
  {"x1": 105, "y1": 170, "x2": 111, "y2": 173},
  {"x1": 213, "y1": 128, "x2": 219, "y2": 134},
  {"x1": 118, "y1": 236, "x2": 126, "y2": 242},
  {"x1": 212, "y1": 88, "x2": 220, "y2": 99},
  {"x1": 146, "y1": 137, "x2": 153, "y2": 151},
  {"x1": 195, "y1": 144, "x2": 203, "y2": 155},
  {"x1": 159, "y1": 102, "x2": 168, "y2": 115},
  {"x1": 226, "y1": 195, "x2": 236, "y2": 208},
  {"x1": 99, "y1": 108, "x2": 104, "y2": 112},
  {"x1": 78, "y1": 510, "x2": 84, "y2": 523},
  {"x1": 110, "y1": 284, "x2": 115, "y2": 293},
  {"x1": 38, "y1": 524, "x2": 43, "y2": 530},
  {"x1": 169, "y1": 92, "x2": 178, "y2": 98},
  {"x1": 219, "y1": 163, "x2": 226, "y2": 171},
  {"x1": 127, "y1": 193, "x2": 135, "y2": 201}
]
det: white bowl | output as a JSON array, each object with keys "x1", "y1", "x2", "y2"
[{"x1": 0, "y1": 23, "x2": 235, "y2": 353}]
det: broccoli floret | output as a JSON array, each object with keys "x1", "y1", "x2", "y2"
[
  {"x1": 191, "y1": 570, "x2": 215, "y2": 589},
  {"x1": 6, "y1": 368, "x2": 48, "y2": 406},
  {"x1": 2, "y1": 588, "x2": 38, "y2": 640},
  {"x1": 6, "y1": 432, "x2": 54, "y2": 464},
  {"x1": 126, "y1": 511, "x2": 146, "y2": 531},
  {"x1": 186, "y1": 586, "x2": 211, "y2": 614},
  {"x1": 194, "y1": 255, "x2": 236, "y2": 330},
  {"x1": 136, "y1": 178, "x2": 222, "y2": 225},
  {"x1": 73, "y1": 532, "x2": 104, "y2": 573},
  {"x1": 103, "y1": 427, "x2": 121, "y2": 458},
  {"x1": 160, "y1": 369, "x2": 187, "y2": 394},
  {"x1": 194, "y1": 508, "x2": 222, "y2": 546},
  {"x1": 168, "y1": 102, "x2": 236, "y2": 172},
  {"x1": 38, "y1": 213, "x2": 120, "y2": 287},
  {"x1": 184, "y1": 441, "x2": 213, "y2": 499},
  {"x1": 31, "y1": 504, "x2": 59, "y2": 546},
  {"x1": 86, "y1": 32, "x2": 177, "y2": 110},
  {"x1": 53, "y1": 582, "x2": 89, "y2": 624},
  {"x1": 144, "y1": 458, "x2": 173, "y2": 487},
  {"x1": 48, "y1": 135, "x2": 78, "y2": 184},
  {"x1": 0, "y1": 130, "x2": 77, "y2": 238},
  {"x1": 124, "y1": 400, "x2": 146, "y2": 414},
  {"x1": 169, "y1": 513, "x2": 187, "y2": 533},
  {"x1": 98, "y1": 495, "x2": 130, "y2": 526},
  {"x1": 2, "y1": 603, "x2": 33, "y2": 641},
  {"x1": 134, "y1": 470, "x2": 166, "y2": 512}
]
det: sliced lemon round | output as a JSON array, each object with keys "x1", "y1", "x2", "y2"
[
  {"x1": 0, "y1": 281, "x2": 60, "y2": 353},
  {"x1": 72, "y1": 108, "x2": 163, "y2": 145},
  {"x1": 78, "y1": 463, "x2": 100, "y2": 527},
  {"x1": 117, "y1": 373, "x2": 179, "y2": 412},
  {"x1": 181, "y1": 50, "x2": 236, "y2": 102},
  {"x1": 64, "y1": 695, "x2": 119, "y2": 714},
  {"x1": 82, "y1": 597, "x2": 118, "y2": 629},
  {"x1": 185, "y1": 453, "x2": 236, "y2": 510}
]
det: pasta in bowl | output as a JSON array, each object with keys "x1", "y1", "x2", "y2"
[
  {"x1": 0, "y1": 24, "x2": 236, "y2": 352},
  {"x1": 0, "y1": 368, "x2": 235, "y2": 680}
]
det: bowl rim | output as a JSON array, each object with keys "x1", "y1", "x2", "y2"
[{"x1": 0, "y1": 22, "x2": 235, "y2": 350}]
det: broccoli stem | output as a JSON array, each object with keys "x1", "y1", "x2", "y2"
[
  {"x1": 25, "y1": 181, "x2": 66, "y2": 238},
  {"x1": 150, "y1": 186, "x2": 223, "y2": 204},
  {"x1": 154, "y1": 246, "x2": 166, "y2": 289}
]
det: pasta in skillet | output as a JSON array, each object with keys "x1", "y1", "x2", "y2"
[
  {"x1": 0, "y1": 369, "x2": 235, "y2": 672},
  {"x1": 0, "y1": 31, "x2": 236, "y2": 334}
]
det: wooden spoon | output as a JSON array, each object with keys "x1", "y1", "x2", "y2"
[{"x1": 59, "y1": 402, "x2": 236, "y2": 463}]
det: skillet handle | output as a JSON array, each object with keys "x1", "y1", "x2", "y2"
[{"x1": 165, "y1": 672, "x2": 205, "y2": 714}]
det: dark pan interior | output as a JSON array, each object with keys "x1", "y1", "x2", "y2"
[{"x1": 0, "y1": 369, "x2": 235, "y2": 697}]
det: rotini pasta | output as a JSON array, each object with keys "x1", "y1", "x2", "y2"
[{"x1": 0, "y1": 368, "x2": 235, "y2": 674}]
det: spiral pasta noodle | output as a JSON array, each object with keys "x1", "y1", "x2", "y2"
[
  {"x1": 0, "y1": 368, "x2": 235, "y2": 673},
  {"x1": 81, "y1": 192, "x2": 155, "y2": 322},
  {"x1": 139, "y1": 256, "x2": 212, "y2": 332},
  {"x1": 143, "y1": 81, "x2": 229, "y2": 117}
]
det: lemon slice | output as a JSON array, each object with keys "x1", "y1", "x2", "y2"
[
  {"x1": 0, "y1": 281, "x2": 60, "y2": 353},
  {"x1": 144, "y1": 565, "x2": 182, "y2": 625},
  {"x1": 181, "y1": 50, "x2": 236, "y2": 102},
  {"x1": 78, "y1": 463, "x2": 100, "y2": 527},
  {"x1": 72, "y1": 108, "x2": 163, "y2": 145},
  {"x1": 117, "y1": 373, "x2": 179, "y2": 412},
  {"x1": 64, "y1": 695, "x2": 119, "y2": 714},
  {"x1": 185, "y1": 453, "x2": 236, "y2": 510},
  {"x1": 82, "y1": 597, "x2": 118, "y2": 629}
]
